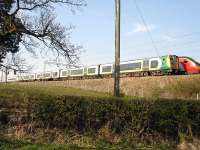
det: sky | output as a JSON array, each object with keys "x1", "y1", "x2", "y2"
[{"x1": 21, "y1": 0, "x2": 200, "y2": 72}]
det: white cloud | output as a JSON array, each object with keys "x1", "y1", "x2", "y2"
[{"x1": 127, "y1": 23, "x2": 156, "y2": 35}]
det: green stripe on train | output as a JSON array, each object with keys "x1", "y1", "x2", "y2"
[{"x1": 160, "y1": 55, "x2": 171, "y2": 72}]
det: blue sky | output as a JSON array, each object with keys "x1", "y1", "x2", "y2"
[{"x1": 24, "y1": 0, "x2": 200, "y2": 71}]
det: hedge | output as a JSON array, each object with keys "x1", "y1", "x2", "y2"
[{"x1": 1, "y1": 95, "x2": 200, "y2": 141}]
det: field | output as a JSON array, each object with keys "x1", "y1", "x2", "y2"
[{"x1": 0, "y1": 82, "x2": 200, "y2": 149}]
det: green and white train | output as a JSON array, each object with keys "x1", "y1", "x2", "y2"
[{"x1": 3, "y1": 55, "x2": 200, "y2": 82}]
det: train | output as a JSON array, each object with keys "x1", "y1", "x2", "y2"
[{"x1": 2, "y1": 55, "x2": 200, "y2": 82}]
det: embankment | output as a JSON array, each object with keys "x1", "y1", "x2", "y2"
[
  {"x1": 0, "y1": 84, "x2": 200, "y2": 149},
  {"x1": 19, "y1": 74, "x2": 200, "y2": 99}
]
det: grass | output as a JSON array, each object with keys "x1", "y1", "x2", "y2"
[
  {"x1": 28, "y1": 75, "x2": 200, "y2": 100},
  {"x1": 0, "y1": 138, "x2": 175, "y2": 150},
  {"x1": 0, "y1": 83, "x2": 112, "y2": 98},
  {"x1": 0, "y1": 138, "x2": 85, "y2": 150},
  {"x1": 0, "y1": 83, "x2": 137, "y2": 102}
]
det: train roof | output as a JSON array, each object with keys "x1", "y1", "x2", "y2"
[{"x1": 99, "y1": 55, "x2": 176, "y2": 65}]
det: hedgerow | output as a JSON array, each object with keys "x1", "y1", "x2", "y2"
[{"x1": 1, "y1": 93, "x2": 200, "y2": 142}]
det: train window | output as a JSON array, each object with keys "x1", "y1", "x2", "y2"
[
  {"x1": 150, "y1": 60, "x2": 159, "y2": 68},
  {"x1": 52, "y1": 72, "x2": 58, "y2": 77},
  {"x1": 14, "y1": 70, "x2": 17, "y2": 75},
  {"x1": 30, "y1": 75, "x2": 35, "y2": 79},
  {"x1": 120, "y1": 62, "x2": 141, "y2": 71},
  {"x1": 133, "y1": 62, "x2": 142, "y2": 70},
  {"x1": 88, "y1": 68, "x2": 96, "y2": 74},
  {"x1": 71, "y1": 69, "x2": 83, "y2": 75},
  {"x1": 24, "y1": 76, "x2": 29, "y2": 80},
  {"x1": 37, "y1": 74, "x2": 41, "y2": 78},
  {"x1": 102, "y1": 66, "x2": 112, "y2": 73},
  {"x1": 45, "y1": 73, "x2": 51, "y2": 77},
  {"x1": 62, "y1": 71, "x2": 68, "y2": 76}
]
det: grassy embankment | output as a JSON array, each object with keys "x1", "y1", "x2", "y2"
[
  {"x1": 0, "y1": 83, "x2": 200, "y2": 149},
  {"x1": 23, "y1": 75, "x2": 200, "y2": 100}
]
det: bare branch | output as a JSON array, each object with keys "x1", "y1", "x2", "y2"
[{"x1": 1, "y1": 0, "x2": 85, "y2": 66}]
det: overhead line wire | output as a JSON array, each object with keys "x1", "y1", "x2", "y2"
[{"x1": 133, "y1": 0, "x2": 160, "y2": 57}]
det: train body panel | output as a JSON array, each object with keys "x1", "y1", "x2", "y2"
[
  {"x1": 160, "y1": 55, "x2": 171, "y2": 71},
  {"x1": 159, "y1": 55, "x2": 179, "y2": 74},
  {"x1": 148, "y1": 57, "x2": 162, "y2": 71}
]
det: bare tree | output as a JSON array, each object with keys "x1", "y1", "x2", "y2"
[
  {"x1": 0, "y1": 52, "x2": 32, "y2": 82},
  {"x1": 0, "y1": 0, "x2": 85, "y2": 64}
]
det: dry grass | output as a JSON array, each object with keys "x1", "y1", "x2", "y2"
[
  {"x1": 16, "y1": 75, "x2": 200, "y2": 99},
  {"x1": 177, "y1": 139, "x2": 200, "y2": 150}
]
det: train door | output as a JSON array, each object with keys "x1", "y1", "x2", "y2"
[
  {"x1": 142, "y1": 59, "x2": 149, "y2": 71},
  {"x1": 170, "y1": 55, "x2": 179, "y2": 72}
]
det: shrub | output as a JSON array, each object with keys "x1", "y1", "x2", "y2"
[{"x1": 0, "y1": 111, "x2": 8, "y2": 125}]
